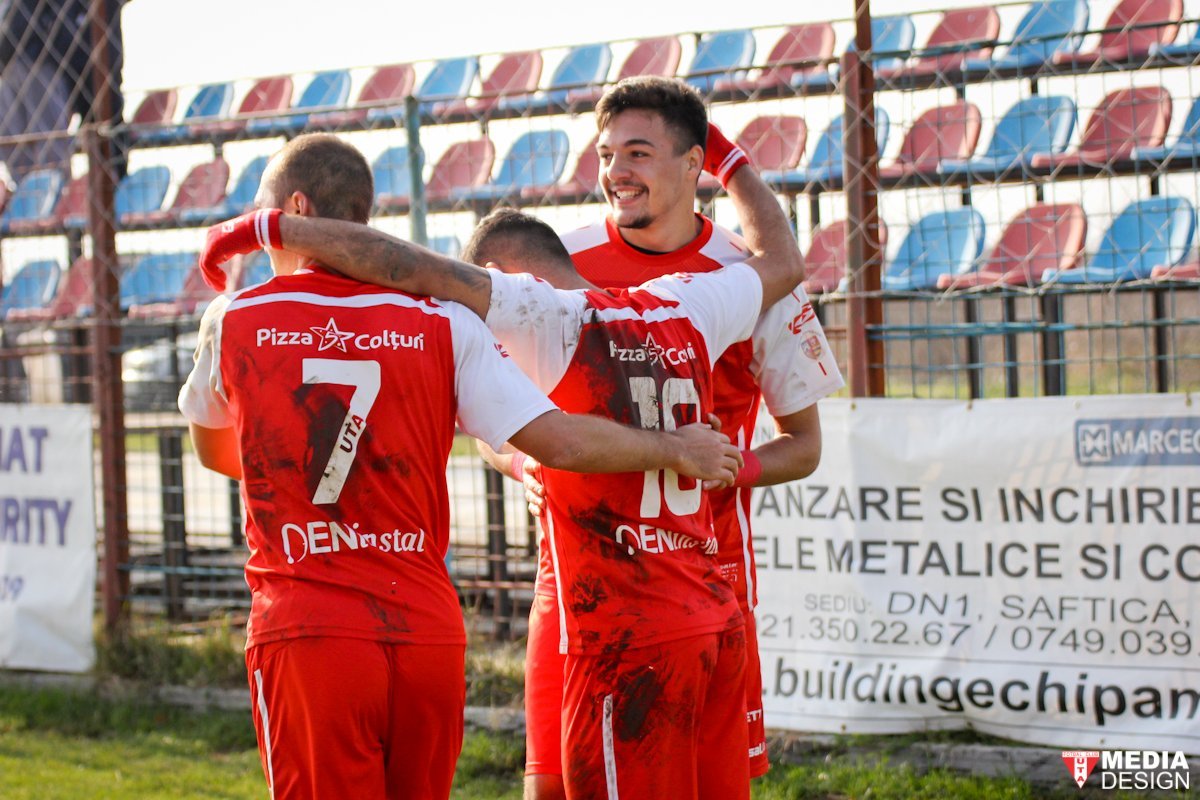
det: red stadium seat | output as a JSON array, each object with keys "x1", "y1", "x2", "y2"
[
  {"x1": 1151, "y1": 260, "x2": 1200, "y2": 279},
  {"x1": 9, "y1": 173, "x2": 87, "y2": 234},
  {"x1": 441, "y1": 51, "x2": 543, "y2": 117},
  {"x1": 1067, "y1": 0, "x2": 1182, "y2": 65},
  {"x1": 885, "y1": 7, "x2": 999, "y2": 79},
  {"x1": 134, "y1": 159, "x2": 230, "y2": 226},
  {"x1": 938, "y1": 204, "x2": 1086, "y2": 289},
  {"x1": 425, "y1": 139, "x2": 496, "y2": 202},
  {"x1": 192, "y1": 75, "x2": 293, "y2": 135},
  {"x1": 540, "y1": 134, "x2": 601, "y2": 202},
  {"x1": 879, "y1": 101, "x2": 982, "y2": 178},
  {"x1": 699, "y1": 116, "x2": 807, "y2": 191},
  {"x1": 1031, "y1": 87, "x2": 1172, "y2": 169},
  {"x1": 310, "y1": 63, "x2": 415, "y2": 128},
  {"x1": 130, "y1": 88, "x2": 178, "y2": 126},
  {"x1": 567, "y1": 36, "x2": 681, "y2": 105},
  {"x1": 718, "y1": 24, "x2": 835, "y2": 93},
  {"x1": 802, "y1": 220, "x2": 889, "y2": 295}
]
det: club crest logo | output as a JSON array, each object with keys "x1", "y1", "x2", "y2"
[{"x1": 1061, "y1": 751, "x2": 1100, "y2": 788}]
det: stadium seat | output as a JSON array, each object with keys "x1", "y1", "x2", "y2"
[
  {"x1": 455, "y1": 130, "x2": 570, "y2": 203},
  {"x1": 128, "y1": 89, "x2": 178, "y2": 130},
  {"x1": 499, "y1": 43, "x2": 612, "y2": 113},
  {"x1": 699, "y1": 116, "x2": 807, "y2": 191},
  {"x1": 1134, "y1": 96, "x2": 1200, "y2": 162},
  {"x1": 6, "y1": 256, "x2": 95, "y2": 322},
  {"x1": 0, "y1": 259, "x2": 60, "y2": 319},
  {"x1": 372, "y1": 146, "x2": 414, "y2": 213},
  {"x1": 801, "y1": 219, "x2": 889, "y2": 295},
  {"x1": 939, "y1": 95, "x2": 1076, "y2": 178},
  {"x1": 235, "y1": 250, "x2": 274, "y2": 289},
  {"x1": 879, "y1": 101, "x2": 982, "y2": 178},
  {"x1": 566, "y1": 36, "x2": 681, "y2": 104},
  {"x1": 761, "y1": 109, "x2": 889, "y2": 189},
  {"x1": 246, "y1": 70, "x2": 351, "y2": 135},
  {"x1": 216, "y1": 156, "x2": 269, "y2": 219},
  {"x1": 194, "y1": 75, "x2": 292, "y2": 136},
  {"x1": 1067, "y1": 0, "x2": 1182, "y2": 65},
  {"x1": 141, "y1": 82, "x2": 232, "y2": 143},
  {"x1": 126, "y1": 257, "x2": 221, "y2": 319},
  {"x1": 424, "y1": 139, "x2": 496, "y2": 203},
  {"x1": 1151, "y1": 260, "x2": 1199, "y2": 279},
  {"x1": 1030, "y1": 86, "x2": 1171, "y2": 170},
  {"x1": 0, "y1": 168, "x2": 63, "y2": 234},
  {"x1": 115, "y1": 166, "x2": 172, "y2": 226},
  {"x1": 312, "y1": 63, "x2": 414, "y2": 128},
  {"x1": 962, "y1": 0, "x2": 1090, "y2": 73},
  {"x1": 794, "y1": 15, "x2": 915, "y2": 89},
  {"x1": 1044, "y1": 197, "x2": 1195, "y2": 283},
  {"x1": 937, "y1": 203, "x2": 1086, "y2": 288},
  {"x1": 542, "y1": 134, "x2": 601, "y2": 202},
  {"x1": 429, "y1": 236, "x2": 462, "y2": 257},
  {"x1": 120, "y1": 252, "x2": 196, "y2": 312},
  {"x1": 415, "y1": 56, "x2": 480, "y2": 117},
  {"x1": 441, "y1": 51, "x2": 542, "y2": 117},
  {"x1": 717, "y1": 24, "x2": 836, "y2": 93},
  {"x1": 1152, "y1": 20, "x2": 1200, "y2": 59},
  {"x1": 138, "y1": 158, "x2": 230, "y2": 226},
  {"x1": 9, "y1": 172, "x2": 85, "y2": 234},
  {"x1": 0, "y1": 177, "x2": 10, "y2": 218},
  {"x1": 884, "y1": 7, "x2": 1000, "y2": 79},
  {"x1": 884, "y1": 208, "x2": 986, "y2": 290},
  {"x1": 685, "y1": 29, "x2": 756, "y2": 94}
]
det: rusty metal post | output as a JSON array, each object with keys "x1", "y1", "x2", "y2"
[
  {"x1": 843, "y1": 0, "x2": 886, "y2": 398},
  {"x1": 87, "y1": 0, "x2": 130, "y2": 632}
]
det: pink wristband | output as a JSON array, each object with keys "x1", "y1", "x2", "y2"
[
  {"x1": 733, "y1": 449, "x2": 762, "y2": 488},
  {"x1": 509, "y1": 452, "x2": 527, "y2": 482}
]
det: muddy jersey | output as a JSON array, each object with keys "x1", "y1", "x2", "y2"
[
  {"x1": 179, "y1": 266, "x2": 555, "y2": 649},
  {"x1": 564, "y1": 215, "x2": 844, "y2": 610},
  {"x1": 486, "y1": 264, "x2": 761, "y2": 654}
]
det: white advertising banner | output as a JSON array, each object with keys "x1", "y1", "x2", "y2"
[
  {"x1": 753, "y1": 394, "x2": 1200, "y2": 754},
  {"x1": 0, "y1": 404, "x2": 96, "y2": 671}
]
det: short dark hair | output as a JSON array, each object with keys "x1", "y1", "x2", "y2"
[
  {"x1": 270, "y1": 133, "x2": 374, "y2": 224},
  {"x1": 463, "y1": 208, "x2": 571, "y2": 268},
  {"x1": 595, "y1": 76, "x2": 708, "y2": 155}
]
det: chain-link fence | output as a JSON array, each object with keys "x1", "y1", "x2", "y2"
[{"x1": 1, "y1": 2, "x2": 1197, "y2": 638}]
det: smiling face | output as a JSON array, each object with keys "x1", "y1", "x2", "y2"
[{"x1": 597, "y1": 109, "x2": 702, "y2": 247}]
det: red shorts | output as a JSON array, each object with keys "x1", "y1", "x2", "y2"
[
  {"x1": 246, "y1": 637, "x2": 465, "y2": 800},
  {"x1": 525, "y1": 592, "x2": 566, "y2": 776},
  {"x1": 561, "y1": 627, "x2": 748, "y2": 800},
  {"x1": 744, "y1": 612, "x2": 769, "y2": 777}
]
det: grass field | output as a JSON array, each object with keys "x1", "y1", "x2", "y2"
[{"x1": 2, "y1": 682, "x2": 1169, "y2": 800}]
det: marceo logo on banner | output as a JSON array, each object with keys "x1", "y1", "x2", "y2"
[
  {"x1": 1061, "y1": 749, "x2": 1191, "y2": 790},
  {"x1": 1075, "y1": 417, "x2": 1200, "y2": 467}
]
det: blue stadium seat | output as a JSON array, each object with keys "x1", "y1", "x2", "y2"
[
  {"x1": 962, "y1": 0, "x2": 1090, "y2": 73},
  {"x1": 939, "y1": 95, "x2": 1076, "y2": 178},
  {"x1": 185, "y1": 156, "x2": 269, "y2": 222},
  {"x1": 237, "y1": 250, "x2": 274, "y2": 289},
  {"x1": 884, "y1": 208, "x2": 986, "y2": 290},
  {"x1": 1044, "y1": 197, "x2": 1195, "y2": 283},
  {"x1": 1152, "y1": 21, "x2": 1200, "y2": 59},
  {"x1": 115, "y1": 166, "x2": 171, "y2": 225},
  {"x1": 372, "y1": 146, "x2": 413, "y2": 212},
  {"x1": 0, "y1": 169, "x2": 63, "y2": 233},
  {"x1": 416, "y1": 56, "x2": 480, "y2": 116},
  {"x1": 793, "y1": 15, "x2": 915, "y2": 89},
  {"x1": 1, "y1": 259, "x2": 61, "y2": 318},
  {"x1": 686, "y1": 29, "x2": 756, "y2": 94},
  {"x1": 429, "y1": 236, "x2": 461, "y2": 258},
  {"x1": 120, "y1": 252, "x2": 196, "y2": 311},
  {"x1": 454, "y1": 130, "x2": 571, "y2": 202},
  {"x1": 499, "y1": 43, "x2": 612, "y2": 113},
  {"x1": 140, "y1": 82, "x2": 233, "y2": 143},
  {"x1": 761, "y1": 109, "x2": 889, "y2": 188},
  {"x1": 246, "y1": 70, "x2": 352, "y2": 135},
  {"x1": 1135, "y1": 97, "x2": 1200, "y2": 162}
]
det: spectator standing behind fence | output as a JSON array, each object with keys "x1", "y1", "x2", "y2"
[
  {"x1": 0, "y1": 0, "x2": 126, "y2": 180},
  {"x1": 179, "y1": 133, "x2": 741, "y2": 800}
]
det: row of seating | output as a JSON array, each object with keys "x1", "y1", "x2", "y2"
[
  {"x1": 6, "y1": 82, "x2": 1199, "y2": 237},
  {"x1": 121, "y1": 0, "x2": 1200, "y2": 144}
]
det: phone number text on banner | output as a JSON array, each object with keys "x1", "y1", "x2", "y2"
[{"x1": 752, "y1": 394, "x2": 1200, "y2": 754}]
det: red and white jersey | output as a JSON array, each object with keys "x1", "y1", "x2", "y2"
[
  {"x1": 564, "y1": 215, "x2": 845, "y2": 611},
  {"x1": 486, "y1": 264, "x2": 761, "y2": 654},
  {"x1": 178, "y1": 266, "x2": 556, "y2": 649}
]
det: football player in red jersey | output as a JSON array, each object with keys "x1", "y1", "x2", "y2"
[
  {"x1": 180, "y1": 134, "x2": 742, "y2": 800},
  {"x1": 198, "y1": 142, "x2": 807, "y2": 798}
]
